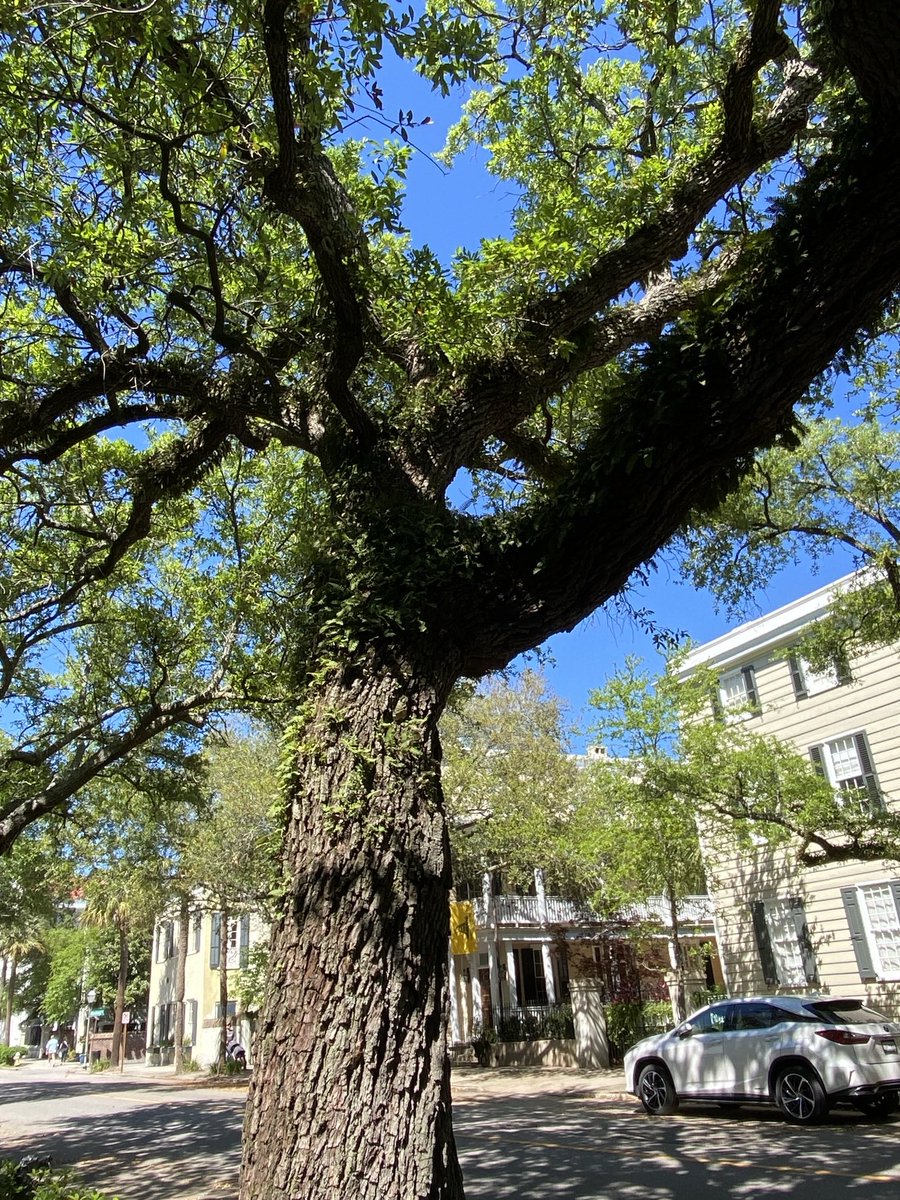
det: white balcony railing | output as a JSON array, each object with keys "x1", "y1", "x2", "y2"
[{"x1": 471, "y1": 893, "x2": 713, "y2": 931}]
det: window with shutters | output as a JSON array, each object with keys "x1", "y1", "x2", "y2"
[
  {"x1": 156, "y1": 920, "x2": 175, "y2": 962},
  {"x1": 717, "y1": 666, "x2": 760, "y2": 721},
  {"x1": 189, "y1": 911, "x2": 201, "y2": 955},
  {"x1": 224, "y1": 914, "x2": 251, "y2": 969},
  {"x1": 212, "y1": 913, "x2": 251, "y2": 970},
  {"x1": 842, "y1": 882, "x2": 900, "y2": 981},
  {"x1": 788, "y1": 651, "x2": 851, "y2": 699},
  {"x1": 750, "y1": 897, "x2": 818, "y2": 988},
  {"x1": 809, "y1": 732, "x2": 881, "y2": 813}
]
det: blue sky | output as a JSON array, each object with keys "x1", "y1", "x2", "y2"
[{"x1": 540, "y1": 551, "x2": 857, "y2": 748}]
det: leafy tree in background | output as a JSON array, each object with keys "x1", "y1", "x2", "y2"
[
  {"x1": 0, "y1": 830, "x2": 68, "y2": 1044},
  {"x1": 678, "y1": 388, "x2": 900, "y2": 666},
  {"x1": 0, "y1": 444, "x2": 311, "y2": 851},
  {"x1": 182, "y1": 732, "x2": 278, "y2": 1066},
  {"x1": 583, "y1": 659, "x2": 711, "y2": 1018},
  {"x1": 1, "y1": 2, "x2": 900, "y2": 1195},
  {"x1": 82, "y1": 871, "x2": 161, "y2": 1065},
  {"x1": 442, "y1": 672, "x2": 583, "y2": 894}
]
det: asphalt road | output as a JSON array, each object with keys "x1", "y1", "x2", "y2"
[{"x1": 3, "y1": 1064, "x2": 900, "y2": 1199}]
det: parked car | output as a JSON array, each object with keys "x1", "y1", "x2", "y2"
[{"x1": 624, "y1": 995, "x2": 900, "y2": 1124}]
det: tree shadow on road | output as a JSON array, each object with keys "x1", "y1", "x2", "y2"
[
  {"x1": 5, "y1": 1080, "x2": 900, "y2": 1200},
  {"x1": 455, "y1": 1094, "x2": 900, "y2": 1200},
  {"x1": 1, "y1": 1087, "x2": 245, "y2": 1200}
]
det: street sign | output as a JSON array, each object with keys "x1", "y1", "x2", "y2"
[
  {"x1": 121, "y1": 1011, "x2": 130, "y2": 1024},
  {"x1": 90, "y1": 1008, "x2": 105, "y2": 1018}
]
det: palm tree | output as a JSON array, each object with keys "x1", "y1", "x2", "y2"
[{"x1": 83, "y1": 873, "x2": 159, "y2": 1064}]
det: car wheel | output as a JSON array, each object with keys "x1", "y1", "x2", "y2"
[
  {"x1": 853, "y1": 1093, "x2": 900, "y2": 1119},
  {"x1": 774, "y1": 1065, "x2": 828, "y2": 1125},
  {"x1": 637, "y1": 1063, "x2": 679, "y2": 1116}
]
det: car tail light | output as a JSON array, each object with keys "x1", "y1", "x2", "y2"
[{"x1": 815, "y1": 1029, "x2": 871, "y2": 1045}]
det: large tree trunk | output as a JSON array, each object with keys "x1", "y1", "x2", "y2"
[
  {"x1": 110, "y1": 925, "x2": 128, "y2": 1064},
  {"x1": 240, "y1": 654, "x2": 462, "y2": 1200},
  {"x1": 174, "y1": 892, "x2": 190, "y2": 1073}
]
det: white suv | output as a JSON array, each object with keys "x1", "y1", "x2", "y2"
[{"x1": 624, "y1": 996, "x2": 900, "y2": 1124}]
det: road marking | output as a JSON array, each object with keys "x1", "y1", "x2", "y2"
[{"x1": 468, "y1": 1131, "x2": 900, "y2": 1183}]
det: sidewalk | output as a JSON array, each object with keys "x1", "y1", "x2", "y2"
[
  {"x1": 13, "y1": 1056, "x2": 253, "y2": 1092},
  {"x1": 452, "y1": 1062, "x2": 631, "y2": 1103},
  {"x1": 13, "y1": 1053, "x2": 631, "y2": 1100}
]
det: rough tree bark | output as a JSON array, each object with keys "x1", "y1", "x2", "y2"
[{"x1": 240, "y1": 654, "x2": 462, "y2": 1199}]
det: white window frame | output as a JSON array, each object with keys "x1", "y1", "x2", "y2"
[
  {"x1": 856, "y1": 882, "x2": 900, "y2": 981},
  {"x1": 762, "y1": 899, "x2": 807, "y2": 988},
  {"x1": 790, "y1": 653, "x2": 845, "y2": 698},
  {"x1": 156, "y1": 920, "x2": 175, "y2": 962},
  {"x1": 225, "y1": 918, "x2": 241, "y2": 970}
]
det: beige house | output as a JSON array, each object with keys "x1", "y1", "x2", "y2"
[
  {"x1": 147, "y1": 907, "x2": 266, "y2": 1066},
  {"x1": 681, "y1": 573, "x2": 900, "y2": 1017}
]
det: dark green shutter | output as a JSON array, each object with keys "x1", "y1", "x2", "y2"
[
  {"x1": 789, "y1": 655, "x2": 807, "y2": 699},
  {"x1": 210, "y1": 912, "x2": 221, "y2": 969},
  {"x1": 751, "y1": 901, "x2": 778, "y2": 987},
  {"x1": 809, "y1": 745, "x2": 825, "y2": 777},
  {"x1": 841, "y1": 887, "x2": 877, "y2": 981},
  {"x1": 741, "y1": 666, "x2": 759, "y2": 711},
  {"x1": 239, "y1": 914, "x2": 250, "y2": 968},
  {"x1": 854, "y1": 733, "x2": 881, "y2": 810}
]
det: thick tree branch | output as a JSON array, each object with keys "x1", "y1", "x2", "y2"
[
  {"x1": 0, "y1": 358, "x2": 213, "y2": 462},
  {"x1": 260, "y1": 0, "x2": 377, "y2": 450},
  {"x1": 427, "y1": 55, "x2": 821, "y2": 483},
  {"x1": 0, "y1": 681, "x2": 232, "y2": 855},
  {"x1": 451, "y1": 103, "x2": 900, "y2": 674}
]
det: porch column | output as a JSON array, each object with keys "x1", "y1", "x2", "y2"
[
  {"x1": 488, "y1": 942, "x2": 502, "y2": 1019},
  {"x1": 535, "y1": 868, "x2": 548, "y2": 923},
  {"x1": 505, "y1": 946, "x2": 518, "y2": 1007},
  {"x1": 541, "y1": 942, "x2": 557, "y2": 1005},
  {"x1": 570, "y1": 978, "x2": 610, "y2": 1069},
  {"x1": 448, "y1": 952, "x2": 462, "y2": 1044}
]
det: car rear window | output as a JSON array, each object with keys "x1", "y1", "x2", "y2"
[{"x1": 802, "y1": 1001, "x2": 890, "y2": 1024}]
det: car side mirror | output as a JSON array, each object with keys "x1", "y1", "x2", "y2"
[{"x1": 676, "y1": 1023, "x2": 694, "y2": 1039}]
